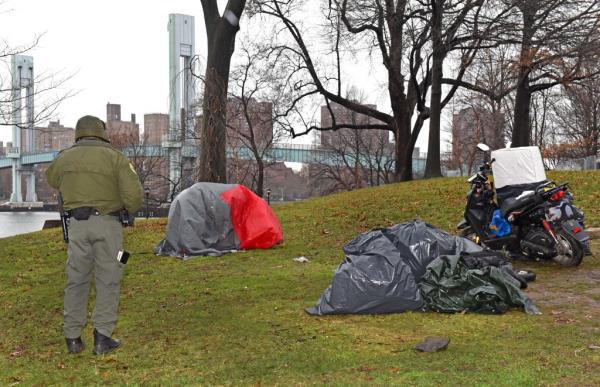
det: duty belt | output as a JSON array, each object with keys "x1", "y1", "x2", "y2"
[{"x1": 68, "y1": 207, "x2": 120, "y2": 221}]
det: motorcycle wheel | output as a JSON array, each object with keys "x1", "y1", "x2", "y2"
[
  {"x1": 459, "y1": 228, "x2": 481, "y2": 245},
  {"x1": 552, "y1": 229, "x2": 584, "y2": 267}
]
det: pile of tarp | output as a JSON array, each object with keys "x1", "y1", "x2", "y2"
[
  {"x1": 155, "y1": 183, "x2": 283, "y2": 258},
  {"x1": 307, "y1": 220, "x2": 539, "y2": 316}
]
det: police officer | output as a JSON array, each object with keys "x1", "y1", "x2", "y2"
[{"x1": 46, "y1": 115, "x2": 143, "y2": 355}]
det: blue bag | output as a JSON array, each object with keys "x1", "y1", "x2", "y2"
[{"x1": 489, "y1": 209, "x2": 511, "y2": 237}]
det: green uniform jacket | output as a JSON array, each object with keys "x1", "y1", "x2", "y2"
[{"x1": 46, "y1": 139, "x2": 144, "y2": 214}]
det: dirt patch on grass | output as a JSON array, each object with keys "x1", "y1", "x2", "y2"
[{"x1": 524, "y1": 241, "x2": 600, "y2": 317}]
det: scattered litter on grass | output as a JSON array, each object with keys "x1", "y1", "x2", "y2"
[
  {"x1": 415, "y1": 336, "x2": 450, "y2": 353},
  {"x1": 10, "y1": 346, "x2": 25, "y2": 357},
  {"x1": 293, "y1": 256, "x2": 309, "y2": 263}
]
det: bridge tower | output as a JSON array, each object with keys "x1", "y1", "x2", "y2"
[
  {"x1": 9, "y1": 55, "x2": 37, "y2": 204},
  {"x1": 166, "y1": 14, "x2": 196, "y2": 197}
]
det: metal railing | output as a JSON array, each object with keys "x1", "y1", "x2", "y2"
[
  {"x1": 553, "y1": 156, "x2": 599, "y2": 171},
  {"x1": 0, "y1": 143, "x2": 430, "y2": 172}
]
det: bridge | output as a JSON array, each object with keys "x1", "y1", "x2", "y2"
[
  {"x1": 0, "y1": 143, "x2": 426, "y2": 171},
  {"x1": 0, "y1": 141, "x2": 427, "y2": 206}
]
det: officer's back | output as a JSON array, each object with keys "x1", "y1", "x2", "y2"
[
  {"x1": 45, "y1": 115, "x2": 143, "y2": 355},
  {"x1": 47, "y1": 117, "x2": 142, "y2": 214}
]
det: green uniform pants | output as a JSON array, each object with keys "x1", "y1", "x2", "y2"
[{"x1": 64, "y1": 215, "x2": 124, "y2": 339}]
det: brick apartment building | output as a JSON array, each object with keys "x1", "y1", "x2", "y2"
[
  {"x1": 35, "y1": 120, "x2": 74, "y2": 151},
  {"x1": 144, "y1": 113, "x2": 169, "y2": 145},
  {"x1": 106, "y1": 103, "x2": 140, "y2": 146},
  {"x1": 226, "y1": 97, "x2": 274, "y2": 148}
]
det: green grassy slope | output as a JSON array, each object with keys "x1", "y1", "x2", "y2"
[{"x1": 1, "y1": 171, "x2": 599, "y2": 385}]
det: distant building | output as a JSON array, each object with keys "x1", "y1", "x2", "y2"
[
  {"x1": 0, "y1": 141, "x2": 4, "y2": 157},
  {"x1": 106, "y1": 103, "x2": 140, "y2": 145},
  {"x1": 452, "y1": 107, "x2": 504, "y2": 153},
  {"x1": 34, "y1": 120, "x2": 75, "y2": 151},
  {"x1": 144, "y1": 113, "x2": 169, "y2": 145},
  {"x1": 319, "y1": 101, "x2": 389, "y2": 148},
  {"x1": 449, "y1": 107, "x2": 505, "y2": 175},
  {"x1": 226, "y1": 97, "x2": 273, "y2": 148}
]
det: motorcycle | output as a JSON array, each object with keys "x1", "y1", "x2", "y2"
[{"x1": 457, "y1": 143, "x2": 590, "y2": 267}]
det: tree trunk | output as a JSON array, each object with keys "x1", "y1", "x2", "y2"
[
  {"x1": 199, "y1": 67, "x2": 229, "y2": 182},
  {"x1": 511, "y1": 70, "x2": 532, "y2": 147},
  {"x1": 425, "y1": 0, "x2": 444, "y2": 178},
  {"x1": 512, "y1": 3, "x2": 536, "y2": 148},
  {"x1": 197, "y1": 0, "x2": 246, "y2": 182},
  {"x1": 256, "y1": 158, "x2": 264, "y2": 197},
  {"x1": 389, "y1": 67, "x2": 413, "y2": 181},
  {"x1": 394, "y1": 119, "x2": 414, "y2": 181}
]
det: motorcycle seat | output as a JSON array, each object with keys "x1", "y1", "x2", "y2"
[{"x1": 500, "y1": 191, "x2": 536, "y2": 217}]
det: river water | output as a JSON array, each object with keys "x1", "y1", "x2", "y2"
[{"x1": 0, "y1": 212, "x2": 61, "y2": 239}]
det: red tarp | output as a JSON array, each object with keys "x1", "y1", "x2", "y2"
[{"x1": 220, "y1": 185, "x2": 283, "y2": 249}]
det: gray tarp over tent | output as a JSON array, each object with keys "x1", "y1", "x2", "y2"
[
  {"x1": 154, "y1": 183, "x2": 240, "y2": 258},
  {"x1": 306, "y1": 220, "x2": 482, "y2": 315},
  {"x1": 154, "y1": 182, "x2": 283, "y2": 258},
  {"x1": 307, "y1": 220, "x2": 538, "y2": 316}
]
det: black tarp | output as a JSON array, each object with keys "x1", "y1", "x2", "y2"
[{"x1": 306, "y1": 220, "x2": 482, "y2": 315}]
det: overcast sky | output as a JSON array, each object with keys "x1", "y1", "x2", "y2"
[
  {"x1": 1, "y1": 0, "x2": 441, "y2": 150},
  {"x1": 0, "y1": 0, "x2": 211, "y2": 144}
]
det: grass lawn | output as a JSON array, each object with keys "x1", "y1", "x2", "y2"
[{"x1": 1, "y1": 171, "x2": 599, "y2": 385}]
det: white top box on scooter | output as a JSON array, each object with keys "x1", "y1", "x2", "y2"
[{"x1": 491, "y1": 146, "x2": 547, "y2": 189}]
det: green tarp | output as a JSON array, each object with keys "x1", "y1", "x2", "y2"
[{"x1": 419, "y1": 254, "x2": 540, "y2": 315}]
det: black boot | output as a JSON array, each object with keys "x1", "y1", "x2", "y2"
[
  {"x1": 93, "y1": 329, "x2": 121, "y2": 355},
  {"x1": 65, "y1": 337, "x2": 85, "y2": 354}
]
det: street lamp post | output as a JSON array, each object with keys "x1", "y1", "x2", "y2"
[{"x1": 144, "y1": 187, "x2": 150, "y2": 219}]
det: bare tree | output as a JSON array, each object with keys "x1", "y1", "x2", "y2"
[
  {"x1": 311, "y1": 88, "x2": 394, "y2": 192},
  {"x1": 226, "y1": 41, "x2": 285, "y2": 197},
  {"x1": 552, "y1": 71, "x2": 600, "y2": 158},
  {"x1": 448, "y1": 45, "x2": 513, "y2": 163},
  {"x1": 504, "y1": 0, "x2": 600, "y2": 147},
  {"x1": 0, "y1": 26, "x2": 75, "y2": 130},
  {"x1": 197, "y1": 0, "x2": 247, "y2": 183},
  {"x1": 312, "y1": 126, "x2": 393, "y2": 193},
  {"x1": 425, "y1": 0, "x2": 492, "y2": 178},
  {"x1": 251, "y1": 0, "x2": 502, "y2": 181}
]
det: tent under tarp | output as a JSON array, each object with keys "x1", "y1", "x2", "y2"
[
  {"x1": 307, "y1": 220, "x2": 538, "y2": 316},
  {"x1": 154, "y1": 183, "x2": 283, "y2": 258},
  {"x1": 306, "y1": 220, "x2": 482, "y2": 315}
]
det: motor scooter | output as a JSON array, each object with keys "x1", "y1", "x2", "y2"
[{"x1": 457, "y1": 144, "x2": 589, "y2": 267}]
